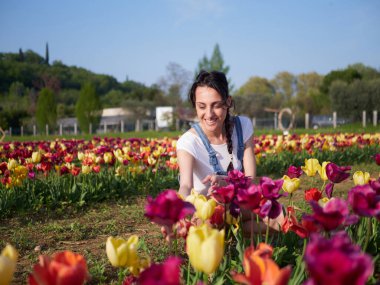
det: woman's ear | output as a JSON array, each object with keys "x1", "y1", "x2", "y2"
[{"x1": 226, "y1": 96, "x2": 232, "y2": 108}]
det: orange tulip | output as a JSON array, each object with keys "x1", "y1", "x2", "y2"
[
  {"x1": 28, "y1": 250, "x2": 89, "y2": 285},
  {"x1": 232, "y1": 244, "x2": 291, "y2": 285}
]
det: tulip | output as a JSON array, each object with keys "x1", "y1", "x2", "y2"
[
  {"x1": 31, "y1": 151, "x2": 41, "y2": 163},
  {"x1": 186, "y1": 224, "x2": 224, "y2": 274},
  {"x1": 286, "y1": 165, "x2": 303, "y2": 178},
  {"x1": 326, "y1": 162, "x2": 351, "y2": 183},
  {"x1": 209, "y1": 205, "x2": 225, "y2": 227},
  {"x1": 28, "y1": 250, "x2": 89, "y2": 285},
  {"x1": 303, "y1": 198, "x2": 358, "y2": 231},
  {"x1": 193, "y1": 194, "x2": 216, "y2": 221},
  {"x1": 0, "y1": 244, "x2": 18, "y2": 285},
  {"x1": 236, "y1": 184, "x2": 262, "y2": 211},
  {"x1": 282, "y1": 175, "x2": 300, "y2": 194},
  {"x1": 232, "y1": 244, "x2": 291, "y2": 285},
  {"x1": 81, "y1": 165, "x2": 91, "y2": 174},
  {"x1": 137, "y1": 256, "x2": 182, "y2": 285},
  {"x1": 145, "y1": 189, "x2": 195, "y2": 227},
  {"x1": 106, "y1": 235, "x2": 139, "y2": 268},
  {"x1": 374, "y1": 153, "x2": 380, "y2": 165},
  {"x1": 348, "y1": 184, "x2": 380, "y2": 218},
  {"x1": 304, "y1": 188, "x2": 322, "y2": 202},
  {"x1": 103, "y1": 152, "x2": 113, "y2": 164},
  {"x1": 282, "y1": 206, "x2": 309, "y2": 238},
  {"x1": 260, "y1": 177, "x2": 284, "y2": 200},
  {"x1": 318, "y1": 161, "x2": 330, "y2": 181},
  {"x1": 301, "y1": 158, "x2": 321, "y2": 177},
  {"x1": 211, "y1": 184, "x2": 235, "y2": 204},
  {"x1": 304, "y1": 232, "x2": 373, "y2": 285},
  {"x1": 353, "y1": 171, "x2": 370, "y2": 185}
]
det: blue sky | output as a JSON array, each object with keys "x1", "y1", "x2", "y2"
[{"x1": 1, "y1": 0, "x2": 379, "y2": 89}]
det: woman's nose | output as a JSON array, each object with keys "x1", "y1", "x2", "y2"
[{"x1": 206, "y1": 107, "x2": 214, "y2": 117}]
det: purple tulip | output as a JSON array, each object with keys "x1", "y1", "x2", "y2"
[
  {"x1": 236, "y1": 184, "x2": 262, "y2": 211},
  {"x1": 348, "y1": 184, "x2": 380, "y2": 219},
  {"x1": 260, "y1": 177, "x2": 285, "y2": 200},
  {"x1": 304, "y1": 232, "x2": 374, "y2": 285},
  {"x1": 303, "y1": 198, "x2": 358, "y2": 231},
  {"x1": 259, "y1": 198, "x2": 283, "y2": 219},
  {"x1": 325, "y1": 182, "x2": 334, "y2": 198},
  {"x1": 286, "y1": 165, "x2": 303, "y2": 178},
  {"x1": 145, "y1": 190, "x2": 195, "y2": 227},
  {"x1": 326, "y1": 163, "x2": 351, "y2": 183}
]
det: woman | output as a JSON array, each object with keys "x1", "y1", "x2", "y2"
[{"x1": 176, "y1": 70, "x2": 282, "y2": 233}]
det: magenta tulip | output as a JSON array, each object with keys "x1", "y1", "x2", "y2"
[
  {"x1": 138, "y1": 256, "x2": 182, "y2": 285},
  {"x1": 236, "y1": 184, "x2": 262, "y2": 211},
  {"x1": 260, "y1": 177, "x2": 285, "y2": 200},
  {"x1": 286, "y1": 165, "x2": 303, "y2": 178},
  {"x1": 212, "y1": 184, "x2": 236, "y2": 204},
  {"x1": 145, "y1": 190, "x2": 195, "y2": 227},
  {"x1": 348, "y1": 184, "x2": 380, "y2": 219},
  {"x1": 326, "y1": 163, "x2": 351, "y2": 183},
  {"x1": 304, "y1": 232, "x2": 373, "y2": 285},
  {"x1": 303, "y1": 198, "x2": 358, "y2": 231},
  {"x1": 374, "y1": 153, "x2": 380, "y2": 165}
]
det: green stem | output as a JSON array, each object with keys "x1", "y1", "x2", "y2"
[
  {"x1": 363, "y1": 217, "x2": 372, "y2": 252},
  {"x1": 187, "y1": 260, "x2": 191, "y2": 285},
  {"x1": 256, "y1": 215, "x2": 261, "y2": 244},
  {"x1": 250, "y1": 212, "x2": 254, "y2": 247},
  {"x1": 265, "y1": 218, "x2": 270, "y2": 244}
]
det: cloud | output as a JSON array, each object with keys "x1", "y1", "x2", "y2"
[{"x1": 168, "y1": 0, "x2": 225, "y2": 26}]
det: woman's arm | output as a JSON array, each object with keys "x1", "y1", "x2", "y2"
[
  {"x1": 242, "y1": 134, "x2": 256, "y2": 181},
  {"x1": 177, "y1": 149, "x2": 195, "y2": 198}
]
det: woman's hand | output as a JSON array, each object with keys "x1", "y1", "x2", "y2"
[{"x1": 202, "y1": 174, "x2": 228, "y2": 188}]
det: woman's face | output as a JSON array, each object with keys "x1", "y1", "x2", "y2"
[{"x1": 194, "y1": 86, "x2": 230, "y2": 134}]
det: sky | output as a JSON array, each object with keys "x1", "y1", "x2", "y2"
[{"x1": 1, "y1": 0, "x2": 380, "y2": 89}]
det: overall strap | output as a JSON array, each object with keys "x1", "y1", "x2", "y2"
[
  {"x1": 234, "y1": 116, "x2": 245, "y2": 164},
  {"x1": 191, "y1": 123, "x2": 226, "y2": 175}
]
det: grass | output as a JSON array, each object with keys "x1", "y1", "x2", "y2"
[{"x1": 1, "y1": 162, "x2": 378, "y2": 284}]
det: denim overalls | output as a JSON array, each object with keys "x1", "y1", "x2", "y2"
[{"x1": 192, "y1": 116, "x2": 245, "y2": 176}]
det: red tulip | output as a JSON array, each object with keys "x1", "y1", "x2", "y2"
[
  {"x1": 304, "y1": 188, "x2": 322, "y2": 202},
  {"x1": 282, "y1": 206, "x2": 309, "y2": 238},
  {"x1": 28, "y1": 251, "x2": 89, "y2": 285}
]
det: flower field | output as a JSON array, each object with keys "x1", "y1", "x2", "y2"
[{"x1": 1, "y1": 132, "x2": 380, "y2": 284}]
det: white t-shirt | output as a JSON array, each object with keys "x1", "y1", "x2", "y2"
[{"x1": 176, "y1": 116, "x2": 253, "y2": 195}]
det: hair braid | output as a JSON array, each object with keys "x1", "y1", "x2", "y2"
[{"x1": 225, "y1": 111, "x2": 234, "y2": 172}]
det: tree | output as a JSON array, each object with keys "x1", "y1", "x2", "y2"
[
  {"x1": 157, "y1": 62, "x2": 192, "y2": 103},
  {"x1": 45, "y1": 42, "x2": 49, "y2": 65},
  {"x1": 195, "y1": 44, "x2": 232, "y2": 90},
  {"x1": 36, "y1": 88, "x2": 57, "y2": 131},
  {"x1": 271, "y1": 71, "x2": 297, "y2": 103},
  {"x1": 75, "y1": 83, "x2": 102, "y2": 133}
]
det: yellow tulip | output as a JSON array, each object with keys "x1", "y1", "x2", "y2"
[
  {"x1": 81, "y1": 165, "x2": 91, "y2": 174},
  {"x1": 318, "y1": 197, "x2": 330, "y2": 207},
  {"x1": 0, "y1": 244, "x2": 18, "y2": 285},
  {"x1": 301, "y1": 158, "x2": 321, "y2": 177},
  {"x1": 7, "y1": 159, "x2": 18, "y2": 171},
  {"x1": 77, "y1": 152, "x2": 85, "y2": 161},
  {"x1": 318, "y1": 161, "x2": 330, "y2": 181},
  {"x1": 282, "y1": 175, "x2": 300, "y2": 194},
  {"x1": 193, "y1": 195, "x2": 216, "y2": 221},
  {"x1": 31, "y1": 151, "x2": 41, "y2": 163},
  {"x1": 186, "y1": 224, "x2": 224, "y2": 274},
  {"x1": 106, "y1": 235, "x2": 139, "y2": 268},
  {"x1": 353, "y1": 171, "x2": 370, "y2": 185},
  {"x1": 104, "y1": 152, "x2": 113, "y2": 164}
]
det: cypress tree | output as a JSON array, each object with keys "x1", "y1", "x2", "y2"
[
  {"x1": 45, "y1": 42, "x2": 49, "y2": 65},
  {"x1": 36, "y1": 88, "x2": 57, "y2": 131}
]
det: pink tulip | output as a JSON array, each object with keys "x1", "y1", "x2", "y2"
[
  {"x1": 374, "y1": 153, "x2": 380, "y2": 165},
  {"x1": 348, "y1": 184, "x2": 380, "y2": 219},
  {"x1": 211, "y1": 184, "x2": 236, "y2": 204},
  {"x1": 138, "y1": 256, "x2": 182, "y2": 285}
]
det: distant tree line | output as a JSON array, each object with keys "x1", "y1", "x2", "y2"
[{"x1": 1, "y1": 44, "x2": 380, "y2": 132}]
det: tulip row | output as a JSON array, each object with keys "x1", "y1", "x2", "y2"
[
  {"x1": 1, "y1": 134, "x2": 379, "y2": 218},
  {"x1": 3, "y1": 156, "x2": 379, "y2": 284}
]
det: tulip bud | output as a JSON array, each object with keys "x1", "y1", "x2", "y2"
[{"x1": 0, "y1": 244, "x2": 18, "y2": 285}]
